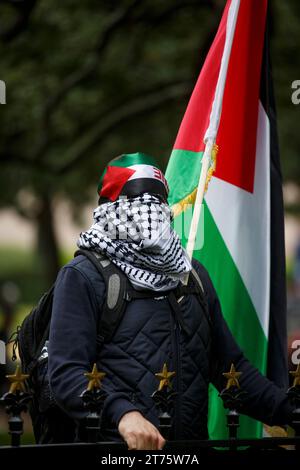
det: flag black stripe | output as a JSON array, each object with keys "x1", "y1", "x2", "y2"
[{"x1": 260, "y1": 12, "x2": 288, "y2": 389}]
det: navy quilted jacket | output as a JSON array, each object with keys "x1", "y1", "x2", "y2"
[{"x1": 48, "y1": 255, "x2": 293, "y2": 441}]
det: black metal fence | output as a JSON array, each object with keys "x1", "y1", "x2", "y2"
[{"x1": 1, "y1": 361, "x2": 300, "y2": 466}]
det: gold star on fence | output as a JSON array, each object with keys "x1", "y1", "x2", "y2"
[
  {"x1": 155, "y1": 363, "x2": 176, "y2": 391},
  {"x1": 222, "y1": 363, "x2": 242, "y2": 389},
  {"x1": 289, "y1": 364, "x2": 300, "y2": 387},
  {"x1": 6, "y1": 365, "x2": 29, "y2": 394},
  {"x1": 84, "y1": 363, "x2": 106, "y2": 391}
]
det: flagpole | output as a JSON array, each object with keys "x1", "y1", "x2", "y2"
[
  {"x1": 183, "y1": 0, "x2": 241, "y2": 284},
  {"x1": 185, "y1": 139, "x2": 213, "y2": 260}
]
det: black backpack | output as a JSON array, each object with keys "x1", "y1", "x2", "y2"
[{"x1": 10, "y1": 249, "x2": 208, "y2": 443}]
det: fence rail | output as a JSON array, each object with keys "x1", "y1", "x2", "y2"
[{"x1": 1, "y1": 436, "x2": 300, "y2": 450}]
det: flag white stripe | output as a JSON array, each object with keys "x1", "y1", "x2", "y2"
[
  {"x1": 205, "y1": 101, "x2": 270, "y2": 337},
  {"x1": 128, "y1": 164, "x2": 157, "y2": 180}
]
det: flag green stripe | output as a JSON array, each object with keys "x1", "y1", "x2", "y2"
[
  {"x1": 174, "y1": 201, "x2": 268, "y2": 438},
  {"x1": 199, "y1": 203, "x2": 268, "y2": 365},
  {"x1": 200, "y1": 202, "x2": 267, "y2": 438},
  {"x1": 166, "y1": 149, "x2": 203, "y2": 206}
]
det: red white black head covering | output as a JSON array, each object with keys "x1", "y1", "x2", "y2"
[
  {"x1": 78, "y1": 156, "x2": 191, "y2": 291},
  {"x1": 78, "y1": 193, "x2": 192, "y2": 291},
  {"x1": 98, "y1": 152, "x2": 169, "y2": 204}
]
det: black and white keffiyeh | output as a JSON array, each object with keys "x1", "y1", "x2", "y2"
[{"x1": 77, "y1": 194, "x2": 192, "y2": 291}]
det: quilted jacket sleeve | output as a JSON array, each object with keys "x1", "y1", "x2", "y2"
[{"x1": 48, "y1": 262, "x2": 139, "y2": 427}]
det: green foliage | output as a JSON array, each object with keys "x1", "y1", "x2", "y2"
[
  {"x1": 0, "y1": 247, "x2": 71, "y2": 304},
  {"x1": 0, "y1": 0, "x2": 299, "y2": 208},
  {"x1": 273, "y1": 0, "x2": 300, "y2": 183},
  {"x1": 0, "y1": 247, "x2": 44, "y2": 302},
  {"x1": 0, "y1": 0, "x2": 217, "y2": 213},
  {"x1": 0, "y1": 0, "x2": 298, "y2": 214}
]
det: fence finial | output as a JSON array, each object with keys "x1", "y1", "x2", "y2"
[
  {"x1": 6, "y1": 365, "x2": 29, "y2": 394},
  {"x1": 222, "y1": 363, "x2": 242, "y2": 389},
  {"x1": 84, "y1": 363, "x2": 106, "y2": 392}
]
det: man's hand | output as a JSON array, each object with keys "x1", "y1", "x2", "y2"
[{"x1": 118, "y1": 411, "x2": 166, "y2": 450}]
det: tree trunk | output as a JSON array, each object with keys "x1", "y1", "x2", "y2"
[{"x1": 36, "y1": 194, "x2": 60, "y2": 287}]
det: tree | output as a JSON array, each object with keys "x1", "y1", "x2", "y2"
[
  {"x1": 0, "y1": 0, "x2": 299, "y2": 286},
  {"x1": 0, "y1": 0, "x2": 221, "y2": 285}
]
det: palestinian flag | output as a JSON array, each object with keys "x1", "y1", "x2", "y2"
[
  {"x1": 98, "y1": 152, "x2": 169, "y2": 203},
  {"x1": 165, "y1": 0, "x2": 287, "y2": 438}
]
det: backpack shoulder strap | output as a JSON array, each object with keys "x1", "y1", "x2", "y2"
[
  {"x1": 174, "y1": 268, "x2": 204, "y2": 298},
  {"x1": 74, "y1": 249, "x2": 128, "y2": 345},
  {"x1": 174, "y1": 268, "x2": 212, "y2": 329},
  {"x1": 189, "y1": 267, "x2": 205, "y2": 294},
  {"x1": 190, "y1": 268, "x2": 212, "y2": 329}
]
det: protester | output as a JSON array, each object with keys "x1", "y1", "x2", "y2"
[{"x1": 48, "y1": 153, "x2": 295, "y2": 450}]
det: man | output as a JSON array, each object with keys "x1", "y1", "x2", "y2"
[{"x1": 48, "y1": 152, "x2": 294, "y2": 450}]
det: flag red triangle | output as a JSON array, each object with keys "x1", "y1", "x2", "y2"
[
  {"x1": 100, "y1": 166, "x2": 135, "y2": 201},
  {"x1": 173, "y1": 0, "x2": 267, "y2": 193}
]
